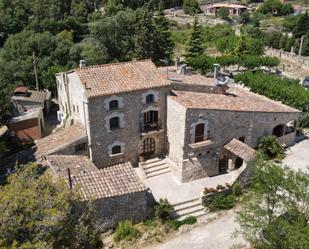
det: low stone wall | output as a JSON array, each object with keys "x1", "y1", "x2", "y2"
[
  {"x1": 93, "y1": 191, "x2": 148, "y2": 231},
  {"x1": 276, "y1": 132, "x2": 297, "y2": 147}
]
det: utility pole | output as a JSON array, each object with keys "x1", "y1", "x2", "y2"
[
  {"x1": 298, "y1": 35, "x2": 304, "y2": 58},
  {"x1": 33, "y1": 52, "x2": 39, "y2": 91}
]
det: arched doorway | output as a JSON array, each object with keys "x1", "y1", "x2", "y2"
[
  {"x1": 235, "y1": 157, "x2": 243, "y2": 169},
  {"x1": 273, "y1": 124, "x2": 285, "y2": 137},
  {"x1": 142, "y1": 138, "x2": 156, "y2": 158}
]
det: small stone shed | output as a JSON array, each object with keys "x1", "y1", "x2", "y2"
[{"x1": 47, "y1": 156, "x2": 147, "y2": 231}]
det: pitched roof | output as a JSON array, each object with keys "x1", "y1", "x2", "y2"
[
  {"x1": 76, "y1": 60, "x2": 171, "y2": 98},
  {"x1": 170, "y1": 86, "x2": 301, "y2": 113},
  {"x1": 224, "y1": 139, "x2": 256, "y2": 161},
  {"x1": 71, "y1": 162, "x2": 146, "y2": 200},
  {"x1": 34, "y1": 123, "x2": 87, "y2": 158},
  {"x1": 46, "y1": 155, "x2": 97, "y2": 178},
  {"x1": 12, "y1": 90, "x2": 47, "y2": 104}
]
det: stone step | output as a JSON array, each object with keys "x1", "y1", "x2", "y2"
[
  {"x1": 172, "y1": 198, "x2": 200, "y2": 208},
  {"x1": 143, "y1": 160, "x2": 167, "y2": 170},
  {"x1": 175, "y1": 205, "x2": 204, "y2": 217},
  {"x1": 144, "y1": 164, "x2": 169, "y2": 174},
  {"x1": 146, "y1": 168, "x2": 171, "y2": 178},
  {"x1": 178, "y1": 210, "x2": 207, "y2": 221},
  {"x1": 173, "y1": 199, "x2": 202, "y2": 212},
  {"x1": 143, "y1": 157, "x2": 162, "y2": 164}
]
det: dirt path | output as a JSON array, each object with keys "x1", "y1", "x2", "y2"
[{"x1": 147, "y1": 209, "x2": 249, "y2": 249}]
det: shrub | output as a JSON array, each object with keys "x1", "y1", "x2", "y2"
[
  {"x1": 183, "y1": 0, "x2": 201, "y2": 15},
  {"x1": 208, "y1": 194, "x2": 236, "y2": 211},
  {"x1": 113, "y1": 220, "x2": 140, "y2": 242},
  {"x1": 258, "y1": 135, "x2": 284, "y2": 160},
  {"x1": 232, "y1": 183, "x2": 242, "y2": 196},
  {"x1": 216, "y1": 184, "x2": 225, "y2": 191},
  {"x1": 299, "y1": 113, "x2": 309, "y2": 128},
  {"x1": 169, "y1": 216, "x2": 197, "y2": 230},
  {"x1": 154, "y1": 199, "x2": 174, "y2": 221}
]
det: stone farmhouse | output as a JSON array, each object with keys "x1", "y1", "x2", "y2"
[{"x1": 55, "y1": 60, "x2": 300, "y2": 183}]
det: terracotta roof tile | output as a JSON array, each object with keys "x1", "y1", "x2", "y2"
[
  {"x1": 35, "y1": 123, "x2": 87, "y2": 158},
  {"x1": 46, "y1": 155, "x2": 97, "y2": 178},
  {"x1": 224, "y1": 139, "x2": 256, "y2": 161},
  {"x1": 170, "y1": 86, "x2": 301, "y2": 113},
  {"x1": 71, "y1": 162, "x2": 146, "y2": 200},
  {"x1": 76, "y1": 60, "x2": 170, "y2": 98}
]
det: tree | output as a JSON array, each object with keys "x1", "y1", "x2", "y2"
[
  {"x1": 259, "y1": 0, "x2": 294, "y2": 16},
  {"x1": 258, "y1": 135, "x2": 284, "y2": 160},
  {"x1": 238, "y1": 11, "x2": 251, "y2": 25},
  {"x1": 0, "y1": 164, "x2": 102, "y2": 248},
  {"x1": 153, "y1": 9, "x2": 175, "y2": 63},
  {"x1": 237, "y1": 159, "x2": 309, "y2": 248},
  {"x1": 0, "y1": 30, "x2": 75, "y2": 91},
  {"x1": 185, "y1": 17, "x2": 204, "y2": 59},
  {"x1": 293, "y1": 12, "x2": 309, "y2": 38},
  {"x1": 216, "y1": 7, "x2": 229, "y2": 20},
  {"x1": 134, "y1": 5, "x2": 156, "y2": 60},
  {"x1": 0, "y1": 79, "x2": 12, "y2": 123},
  {"x1": 183, "y1": 0, "x2": 200, "y2": 15}
]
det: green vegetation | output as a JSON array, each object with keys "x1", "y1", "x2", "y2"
[
  {"x1": 0, "y1": 164, "x2": 101, "y2": 248},
  {"x1": 113, "y1": 220, "x2": 141, "y2": 242},
  {"x1": 235, "y1": 72, "x2": 309, "y2": 112},
  {"x1": 237, "y1": 159, "x2": 309, "y2": 248},
  {"x1": 154, "y1": 198, "x2": 174, "y2": 221},
  {"x1": 185, "y1": 17, "x2": 204, "y2": 59},
  {"x1": 216, "y1": 7, "x2": 229, "y2": 20},
  {"x1": 258, "y1": 0, "x2": 294, "y2": 16},
  {"x1": 258, "y1": 136, "x2": 284, "y2": 160},
  {"x1": 299, "y1": 113, "x2": 309, "y2": 128},
  {"x1": 169, "y1": 216, "x2": 197, "y2": 230},
  {"x1": 183, "y1": 0, "x2": 200, "y2": 15},
  {"x1": 208, "y1": 194, "x2": 237, "y2": 211}
]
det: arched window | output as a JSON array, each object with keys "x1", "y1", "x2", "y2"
[
  {"x1": 109, "y1": 100, "x2": 119, "y2": 110},
  {"x1": 110, "y1": 117, "x2": 120, "y2": 130},
  {"x1": 194, "y1": 123, "x2": 205, "y2": 143},
  {"x1": 112, "y1": 145, "x2": 121, "y2": 155},
  {"x1": 146, "y1": 94, "x2": 155, "y2": 104}
]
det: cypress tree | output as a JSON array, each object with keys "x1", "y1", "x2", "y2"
[
  {"x1": 294, "y1": 12, "x2": 309, "y2": 38},
  {"x1": 153, "y1": 9, "x2": 174, "y2": 64},
  {"x1": 185, "y1": 16, "x2": 204, "y2": 60}
]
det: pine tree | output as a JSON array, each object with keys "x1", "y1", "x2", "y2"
[
  {"x1": 294, "y1": 12, "x2": 309, "y2": 38},
  {"x1": 153, "y1": 9, "x2": 174, "y2": 64},
  {"x1": 185, "y1": 17, "x2": 204, "y2": 60}
]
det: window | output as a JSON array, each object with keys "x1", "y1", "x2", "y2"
[
  {"x1": 112, "y1": 145, "x2": 121, "y2": 155},
  {"x1": 109, "y1": 100, "x2": 119, "y2": 110},
  {"x1": 194, "y1": 123, "x2": 205, "y2": 143},
  {"x1": 110, "y1": 117, "x2": 120, "y2": 130},
  {"x1": 273, "y1": 124, "x2": 285, "y2": 137},
  {"x1": 146, "y1": 94, "x2": 155, "y2": 104}
]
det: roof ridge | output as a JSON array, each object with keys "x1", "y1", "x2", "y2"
[{"x1": 76, "y1": 59, "x2": 153, "y2": 71}]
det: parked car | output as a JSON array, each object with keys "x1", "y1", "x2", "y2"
[{"x1": 302, "y1": 76, "x2": 309, "y2": 88}]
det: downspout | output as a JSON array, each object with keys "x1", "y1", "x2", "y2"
[{"x1": 83, "y1": 99, "x2": 93, "y2": 162}]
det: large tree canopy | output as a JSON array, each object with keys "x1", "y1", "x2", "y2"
[{"x1": 0, "y1": 164, "x2": 102, "y2": 248}]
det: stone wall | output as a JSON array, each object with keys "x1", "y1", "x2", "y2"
[
  {"x1": 167, "y1": 100, "x2": 300, "y2": 182},
  {"x1": 93, "y1": 191, "x2": 147, "y2": 231},
  {"x1": 88, "y1": 87, "x2": 171, "y2": 168}
]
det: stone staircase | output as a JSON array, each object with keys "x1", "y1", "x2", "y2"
[
  {"x1": 141, "y1": 157, "x2": 171, "y2": 178},
  {"x1": 172, "y1": 198, "x2": 206, "y2": 221}
]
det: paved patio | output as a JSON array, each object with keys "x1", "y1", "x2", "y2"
[
  {"x1": 282, "y1": 138, "x2": 309, "y2": 173},
  {"x1": 137, "y1": 164, "x2": 247, "y2": 205}
]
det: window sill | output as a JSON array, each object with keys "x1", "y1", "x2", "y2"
[
  {"x1": 109, "y1": 152, "x2": 124, "y2": 158},
  {"x1": 189, "y1": 140, "x2": 214, "y2": 149}
]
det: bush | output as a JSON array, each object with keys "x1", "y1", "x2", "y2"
[
  {"x1": 258, "y1": 135, "x2": 284, "y2": 160},
  {"x1": 232, "y1": 183, "x2": 242, "y2": 196},
  {"x1": 169, "y1": 216, "x2": 197, "y2": 230},
  {"x1": 154, "y1": 199, "x2": 174, "y2": 221},
  {"x1": 183, "y1": 0, "x2": 201, "y2": 15},
  {"x1": 208, "y1": 194, "x2": 236, "y2": 211},
  {"x1": 113, "y1": 220, "x2": 140, "y2": 242},
  {"x1": 299, "y1": 113, "x2": 309, "y2": 128}
]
